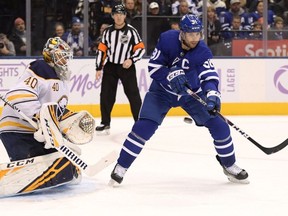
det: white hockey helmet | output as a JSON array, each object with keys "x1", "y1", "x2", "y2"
[{"x1": 42, "y1": 37, "x2": 73, "y2": 80}]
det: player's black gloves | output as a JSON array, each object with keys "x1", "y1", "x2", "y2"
[
  {"x1": 206, "y1": 90, "x2": 221, "y2": 115},
  {"x1": 167, "y1": 67, "x2": 188, "y2": 95}
]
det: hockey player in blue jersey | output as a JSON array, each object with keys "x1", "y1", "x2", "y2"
[{"x1": 109, "y1": 14, "x2": 249, "y2": 185}]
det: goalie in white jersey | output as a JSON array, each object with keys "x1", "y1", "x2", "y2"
[{"x1": 0, "y1": 37, "x2": 95, "y2": 197}]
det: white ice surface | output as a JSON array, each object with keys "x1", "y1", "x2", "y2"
[{"x1": 1, "y1": 116, "x2": 288, "y2": 216}]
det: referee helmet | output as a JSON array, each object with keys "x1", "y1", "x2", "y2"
[{"x1": 112, "y1": 4, "x2": 127, "y2": 15}]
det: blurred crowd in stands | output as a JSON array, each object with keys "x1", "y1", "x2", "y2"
[{"x1": 0, "y1": 0, "x2": 288, "y2": 57}]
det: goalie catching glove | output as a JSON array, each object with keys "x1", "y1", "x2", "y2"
[
  {"x1": 59, "y1": 110, "x2": 95, "y2": 145},
  {"x1": 33, "y1": 103, "x2": 95, "y2": 147}
]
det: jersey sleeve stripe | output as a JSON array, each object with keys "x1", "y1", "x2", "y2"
[
  {"x1": 7, "y1": 93, "x2": 37, "y2": 103},
  {"x1": 133, "y1": 42, "x2": 145, "y2": 52},
  {"x1": 98, "y1": 42, "x2": 108, "y2": 53}
]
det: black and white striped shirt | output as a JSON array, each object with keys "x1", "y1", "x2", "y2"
[{"x1": 95, "y1": 23, "x2": 145, "y2": 70}]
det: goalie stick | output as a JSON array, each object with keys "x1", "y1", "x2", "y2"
[
  {"x1": 0, "y1": 95, "x2": 117, "y2": 176},
  {"x1": 184, "y1": 84, "x2": 288, "y2": 155}
]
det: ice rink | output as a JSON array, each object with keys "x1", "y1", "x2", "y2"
[{"x1": 1, "y1": 115, "x2": 288, "y2": 216}]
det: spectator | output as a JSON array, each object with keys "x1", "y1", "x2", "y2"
[
  {"x1": 9, "y1": 17, "x2": 26, "y2": 56},
  {"x1": 221, "y1": 15, "x2": 248, "y2": 55},
  {"x1": 268, "y1": 16, "x2": 288, "y2": 39},
  {"x1": 100, "y1": 0, "x2": 122, "y2": 24},
  {"x1": 207, "y1": 6, "x2": 221, "y2": 46},
  {"x1": 197, "y1": 0, "x2": 227, "y2": 17},
  {"x1": 174, "y1": 0, "x2": 191, "y2": 16},
  {"x1": 248, "y1": 21, "x2": 263, "y2": 39},
  {"x1": 171, "y1": 0, "x2": 180, "y2": 15},
  {"x1": 53, "y1": 22, "x2": 65, "y2": 38},
  {"x1": 222, "y1": 15, "x2": 248, "y2": 41},
  {"x1": 247, "y1": 0, "x2": 275, "y2": 12},
  {"x1": 149, "y1": 2, "x2": 161, "y2": 15},
  {"x1": 219, "y1": 0, "x2": 251, "y2": 32},
  {"x1": 173, "y1": 0, "x2": 199, "y2": 16},
  {"x1": 62, "y1": 17, "x2": 92, "y2": 56},
  {"x1": 134, "y1": 0, "x2": 143, "y2": 15},
  {"x1": 158, "y1": 0, "x2": 173, "y2": 15},
  {"x1": 273, "y1": 0, "x2": 288, "y2": 26},
  {"x1": 90, "y1": 23, "x2": 109, "y2": 56},
  {"x1": 206, "y1": 6, "x2": 222, "y2": 55},
  {"x1": 0, "y1": 33, "x2": 16, "y2": 56},
  {"x1": 249, "y1": 0, "x2": 275, "y2": 29},
  {"x1": 125, "y1": 0, "x2": 140, "y2": 24},
  {"x1": 148, "y1": 2, "x2": 171, "y2": 54},
  {"x1": 170, "y1": 21, "x2": 180, "y2": 30}
]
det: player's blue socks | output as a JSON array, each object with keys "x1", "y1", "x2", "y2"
[
  {"x1": 205, "y1": 116, "x2": 236, "y2": 167},
  {"x1": 117, "y1": 119, "x2": 158, "y2": 168},
  {"x1": 214, "y1": 135, "x2": 236, "y2": 167}
]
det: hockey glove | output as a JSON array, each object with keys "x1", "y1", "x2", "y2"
[
  {"x1": 167, "y1": 67, "x2": 188, "y2": 95},
  {"x1": 206, "y1": 90, "x2": 221, "y2": 114}
]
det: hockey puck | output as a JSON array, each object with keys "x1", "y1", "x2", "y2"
[{"x1": 184, "y1": 117, "x2": 193, "y2": 124}]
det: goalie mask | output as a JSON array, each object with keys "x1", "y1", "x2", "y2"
[{"x1": 42, "y1": 37, "x2": 73, "y2": 80}]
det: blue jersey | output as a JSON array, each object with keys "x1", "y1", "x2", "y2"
[
  {"x1": 148, "y1": 30, "x2": 219, "y2": 95},
  {"x1": 249, "y1": 10, "x2": 275, "y2": 27},
  {"x1": 219, "y1": 10, "x2": 252, "y2": 31}
]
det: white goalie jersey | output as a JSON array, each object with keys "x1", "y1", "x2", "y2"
[{"x1": 0, "y1": 60, "x2": 69, "y2": 134}]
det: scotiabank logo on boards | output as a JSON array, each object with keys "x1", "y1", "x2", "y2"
[
  {"x1": 274, "y1": 65, "x2": 288, "y2": 94},
  {"x1": 232, "y1": 40, "x2": 288, "y2": 56}
]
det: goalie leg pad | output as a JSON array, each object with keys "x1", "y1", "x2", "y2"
[{"x1": 0, "y1": 152, "x2": 82, "y2": 197}]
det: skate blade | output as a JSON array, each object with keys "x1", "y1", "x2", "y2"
[
  {"x1": 227, "y1": 176, "x2": 250, "y2": 184},
  {"x1": 96, "y1": 129, "x2": 110, "y2": 136},
  {"x1": 108, "y1": 179, "x2": 119, "y2": 187}
]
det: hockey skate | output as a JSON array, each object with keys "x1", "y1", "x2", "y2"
[
  {"x1": 108, "y1": 164, "x2": 127, "y2": 186},
  {"x1": 216, "y1": 155, "x2": 249, "y2": 184},
  {"x1": 95, "y1": 124, "x2": 110, "y2": 135}
]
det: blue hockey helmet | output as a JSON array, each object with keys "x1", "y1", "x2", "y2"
[{"x1": 180, "y1": 14, "x2": 203, "y2": 33}]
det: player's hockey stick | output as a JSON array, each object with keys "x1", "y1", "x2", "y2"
[
  {"x1": 0, "y1": 95, "x2": 117, "y2": 176},
  {"x1": 184, "y1": 84, "x2": 288, "y2": 155}
]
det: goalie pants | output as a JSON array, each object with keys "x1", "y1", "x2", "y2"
[
  {"x1": 0, "y1": 132, "x2": 56, "y2": 161},
  {"x1": 99, "y1": 62, "x2": 142, "y2": 125}
]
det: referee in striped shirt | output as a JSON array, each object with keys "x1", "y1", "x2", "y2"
[{"x1": 95, "y1": 3, "x2": 145, "y2": 134}]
